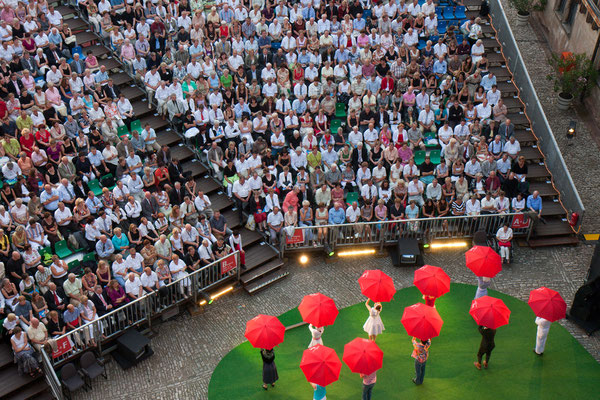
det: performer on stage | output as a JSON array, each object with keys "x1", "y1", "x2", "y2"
[
  {"x1": 260, "y1": 348, "x2": 278, "y2": 390},
  {"x1": 308, "y1": 324, "x2": 324, "y2": 348},
  {"x1": 474, "y1": 276, "x2": 491, "y2": 299},
  {"x1": 534, "y1": 317, "x2": 552, "y2": 355},
  {"x1": 310, "y1": 382, "x2": 326, "y2": 400},
  {"x1": 474, "y1": 325, "x2": 496, "y2": 369},
  {"x1": 363, "y1": 299, "x2": 385, "y2": 341}
]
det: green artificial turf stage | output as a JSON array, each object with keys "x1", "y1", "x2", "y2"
[{"x1": 208, "y1": 283, "x2": 600, "y2": 400}]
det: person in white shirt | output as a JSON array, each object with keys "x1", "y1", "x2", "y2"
[
  {"x1": 503, "y1": 136, "x2": 521, "y2": 160},
  {"x1": 465, "y1": 195, "x2": 481, "y2": 216},
  {"x1": 124, "y1": 273, "x2": 144, "y2": 299},
  {"x1": 194, "y1": 191, "x2": 213, "y2": 218},
  {"x1": 418, "y1": 105, "x2": 436, "y2": 133},
  {"x1": 495, "y1": 223, "x2": 513, "y2": 263},
  {"x1": 140, "y1": 267, "x2": 159, "y2": 292},
  {"x1": 426, "y1": 179, "x2": 442, "y2": 201},
  {"x1": 267, "y1": 207, "x2": 284, "y2": 245},
  {"x1": 169, "y1": 254, "x2": 191, "y2": 296},
  {"x1": 126, "y1": 248, "x2": 145, "y2": 275},
  {"x1": 407, "y1": 176, "x2": 425, "y2": 206},
  {"x1": 125, "y1": 196, "x2": 142, "y2": 222}
]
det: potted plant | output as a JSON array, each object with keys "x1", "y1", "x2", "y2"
[
  {"x1": 547, "y1": 53, "x2": 598, "y2": 110},
  {"x1": 510, "y1": 0, "x2": 533, "y2": 25}
]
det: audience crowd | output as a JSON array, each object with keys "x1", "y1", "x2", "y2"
[{"x1": 0, "y1": 0, "x2": 544, "y2": 376}]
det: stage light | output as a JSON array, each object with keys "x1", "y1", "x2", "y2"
[
  {"x1": 338, "y1": 249, "x2": 376, "y2": 257},
  {"x1": 299, "y1": 255, "x2": 309, "y2": 264},
  {"x1": 430, "y1": 241, "x2": 468, "y2": 250},
  {"x1": 567, "y1": 120, "x2": 576, "y2": 145},
  {"x1": 199, "y1": 286, "x2": 233, "y2": 305},
  {"x1": 324, "y1": 243, "x2": 335, "y2": 257}
]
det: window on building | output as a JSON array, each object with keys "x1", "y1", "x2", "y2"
[
  {"x1": 565, "y1": 0, "x2": 579, "y2": 26},
  {"x1": 557, "y1": 0, "x2": 568, "y2": 12}
]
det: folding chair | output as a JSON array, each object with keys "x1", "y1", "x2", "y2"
[
  {"x1": 413, "y1": 150, "x2": 426, "y2": 165},
  {"x1": 335, "y1": 102, "x2": 347, "y2": 118},
  {"x1": 429, "y1": 149, "x2": 441, "y2": 164},
  {"x1": 130, "y1": 119, "x2": 142, "y2": 133},
  {"x1": 330, "y1": 119, "x2": 342, "y2": 134},
  {"x1": 443, "y1": 6, "x2": 454, "y2": 20},
  {"x1": 55, "y1": 240, "x2": 73, "y2": 259},
  {"x1": 346, "y1": 191, "x2": 359, "y2": 207},
  {"x1": 455, "y1": 6, "x2": 467, "y2": 19},
  {"x1": 437, "y1": 20, "x2": 448, "y2": 34},
  {"x1": 88, "y1": 179, "x2": 103, "y2": 196},
  {"x1": 117, "y1": 124, "x2": 129, "y2": 139}
]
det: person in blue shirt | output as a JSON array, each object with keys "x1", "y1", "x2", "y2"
[
  {"x1": 328, "y1": 202, "x2": 345, "y2": 225},
  {"x1": 96, "y1": 235, "x2": 115, "y2": 260},
  {"x1": 526, "y1": 190, "x2": 542, "y2": 219}
]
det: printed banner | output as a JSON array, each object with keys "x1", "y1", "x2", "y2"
[
  {"x1": 286, "y1": 229, "x2": 305, "y2": 244},
  {"x1": 220, "y1": 253, "x2": 237, "y2": 275},
  {"x1": 52, "y1": 336, "x2": 73, "y2": 359},
  {"x1": 511, "y1": 213, "x2": 531, "y2": 229}
]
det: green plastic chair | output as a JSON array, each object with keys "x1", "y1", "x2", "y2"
[
  {"x1": 430, "y1": 149, "x2": 441, "y2": 164},
  {"x1": 335, "y1": 103, "x2": 347, "y2": 118},
  {"x1": 330, "y1": 118, "x2": 342, "y2": 134},
  {"x1": 130, "y1": 119, "x2": 142, "y2": 133},
  {"x1": 117, "y1": 124, "x2": 129, "y2": 138},
  {"x1": 88, "y1": 179, "x2": 103, "y2": 196},
  {"x1": 55, "y1": 240, "x2": 73, "y2": 259},
  {"x1": 38, "y1": 246, "x2": 53, "y2": 266},
  {"x1": 68, "y1": 259, "x2": 80, "y2": 272},
  {"x1": 424, "y1": 132, "x2": 438, "y2": 148},
  {"x1": 346, "y1": 191, "x2": 359, "y2": 206},
  {"x1": 83, "y1": 252, "x2": 97, "y2": 263},
  {"x1": 413, "y1": 150, "x2": 426, "y2": 165}
]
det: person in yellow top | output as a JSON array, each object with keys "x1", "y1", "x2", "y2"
[
  {"x1": 306, "y1": 147, "x2": 322, "y2": 173},
  {"x1": 15, "y1": 110, "x2": 33, "y2": 132},
  {"x1": 1, "y1": 136, "x2": 20, "y2": 161}
]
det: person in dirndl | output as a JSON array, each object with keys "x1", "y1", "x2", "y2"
[
  {"x1": 363, "y1": 299, "x2": 384, "y2": 341},
  {"x1": 260, "y1": 348, "x2": 278, "y2": 390}
]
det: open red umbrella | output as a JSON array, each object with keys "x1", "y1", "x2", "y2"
[
  {"x1": 244, "y1": 314, "x2": 285, "y2": 349},
  {"x1": 298, "y1": 293, "x2": 339, "y2": 327},
  {"x1": 300, "y1": 345, "x2": 342, "y2": 387},
  {"x1": 528, "y1": 287, "x2": 567, "y2": 322},
  {"x1": 342, "y1": 338, "x2": 383, "y2": 375},
  {"x1": 413, "y1": 265, "x2": 451, "y2": 298},
  {"x1": 358, "y1": 270, "x2": 396, "y2": 302},
  {"x1": 469, "y1": 296, "x2": 511, "y2": 329},
  {"x1": 401, "y1": 303, "x2": 444, "y2": 341},
  {"x1": 465, "y1": 246, "x2": 502, "y2": 278}
]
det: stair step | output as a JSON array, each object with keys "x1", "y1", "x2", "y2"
[
  {"x1": 527, "y1": 164, "x2": 550, "y2": 179},
  {"x1": 182, "y1": 160, "x2": 207, "y2": 177},
  {"x1": 195, "y1": 176, "x2": 220, "y2": 194},
  {"x1": 112, "y1": 71, "x2": 134, "y2": 87},
  {"x1": 507, "y1": 113, "x2": 529, "y2": 126},
  {"x1": 497, "y1": 81, "x2": 517, "y2": 94},
  {"x1": 210, "y1": 192, "x2": 233, "y2": 212},
  {"x1": 65, "y1": 17, "x2": 88, "y2": 32},
  {"x1": 487, "y1": 52, "x2": 504, "y2": 64},
  {"x1": 140, "y1": 115, "x2": 169, "y2": 131},
  {"x1": 222, "y1": 208, "x2": 241, "y2": 229},
  {"x1": 527, "y1": 234, "x2": 579, "y2": 248},
  {"x1": 240, "y1": 228, "x2": 264, "y2": 248},
  {"x1": 482, "y1": 38, "x2": 501, "y2": 50},
  {"x1": 502, "y1": 97, "x2": 524, "y2": 110},
  {"x1": 0, "y1": 343, "x2": 13, "y2": 370},
  {"x1": 120, "y1": 86, "x2": 145, "y2": 101},
  {"x1": 87, "y1": 44, "x2": 111, "y2": 59},
  {"x1": 131, "y1": 100, "x2": 153, "y2": 118},
  {"x1": 244, "y1": 243, "x2": 278, "y2": 270},
  {"x1": 245, "y1": 269, "x2": 289, "y2": 294},
  {"x1": 520, "y1": 146, "x2": 543, "y2": 161},
  {"x1": 534, "y1": 220, "x2": 574, "y2": 237},
  {"x1": 529, "y1": 182, "x2": 558, "y2": 197},
  {"x1": 99, "y1": 57, "x2": 122, "y2": 71},
  {"x1": 541, "y1": 201, "x2": 566, "y2": 217},
  {"x1": 514, "y1": 129, "x2": 536, "y2": 144},
  {"x1": 76, "y1": 31, "x2": 98, "y2": 46},
  {"x1": 156, "y1": 129, "x2": 181, "y2": 147},
  {"x1": 56, "y1": 5, "x2": 76, "y2": 16},
  {"x1": 4, "y1": 377, "x2": 49, "y2": 400},
  {"x1": 0, "y1": 364, "x2": 37, "y2": 399},
  {"x1": 241, "y1": 258, "x2": 285, "y2": 285},
  {"x1": 489, "y1": 66, "x2": 511, "y2": 79}
]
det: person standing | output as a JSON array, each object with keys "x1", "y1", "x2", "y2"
[
  {"x1": 474, "y1": 325, "x2": 496, "y2": 369},
  {"x1": 360, "y1": 370, "x2": 377, "y2": 400},
  {"x1": 310, "y1": 382, "x2": 326, "y2": 400},
  {"x1": 474, "y1": 276, "x2": 491, "y2": 299},
  {"x1": 308, "y1": 324, "x2": 324, "y2": 348},
  {"x1": 534, "y1": 317, "x2": 552, "y2": 355},
  {"x1": 411, "y1": 336, "x2": 431, "y2": 385},
  {"x1": 260, "y1": 348, "x2": 278, "y2": 390},
  {"x1": 363, "y1": 299, "x2": 384, "y2": 341},
  {"x1": 423, "y1": 295, "x2": 436, "y2": 307}
]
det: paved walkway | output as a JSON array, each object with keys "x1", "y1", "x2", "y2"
[
  {"x1": 498, "y1": 0, "x2": 600, "y2": 233},
  {"x1": 81, "y1": 244, "x2": 600, "y2": 400}
]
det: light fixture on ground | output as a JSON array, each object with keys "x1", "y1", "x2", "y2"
[
  {"x1": 324, "y1": 242, "x2": 335, "y2": 258},
  {"x1": 299, "y1": 255, "x2": 309, "y2": 264},
  {"x1": 429, "y1": 241, "x2": 468, "y2": 250},
  {"x1": 199, "y1": 286, "x2": 233, "y2": 306},
  {"x1": 337, "y1": 249, "x2": 376, "y2": 257},
  {"x1": 567, "y1": 120, "x2": 576, "y2": 145}
]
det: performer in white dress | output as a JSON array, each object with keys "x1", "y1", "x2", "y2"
[
  {"x1": 308, "y1": 324, "x2": 324, "y2": 348},
  {"x1": 534, "y1": 317, "x2": 552, "y2": 355},
  {"x1": 363, "y1": 299, "x2": 384, "y2": 341}
]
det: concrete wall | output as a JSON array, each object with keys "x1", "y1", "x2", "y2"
[{"x1": 533, "y1": 0, "x2": 598, "y2": 57}]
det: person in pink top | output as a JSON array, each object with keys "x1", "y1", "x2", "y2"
[
  {"x1": 44, "y1": 83, "x2": 67, "y2": 116},
  {"x1": 360, "y1": 370, "x2": 377, "y2": 400}
]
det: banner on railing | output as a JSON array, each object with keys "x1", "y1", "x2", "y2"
[
  {"x1": 52, "y1": 336, "x2": 73, "y2": 359},
  {"x1": 511, "y1": 213, "x2": 531, "y2": 229},
  {"x1": 285, "y1": 228, "x2": 305, "y2": 244},
  {"x1": 220, "y1": 254, "x2": 237, "y2": 275}
]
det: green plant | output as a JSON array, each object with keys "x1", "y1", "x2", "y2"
[
  {"x1": 510, "y1": 0, "x2": 533, "y2": 13},
  {"x1": 546, "y1": 53, "x2": 599, "y2": 99},
  {"x1": 533, "y1": 0, "x2": 548, "y2": 12}
]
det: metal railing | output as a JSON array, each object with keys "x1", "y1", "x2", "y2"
[
  {"x1": 41, "y1": 349, "x2": 64, "y2": 400},
  {"x1": 488, "y1": 0, "x2": 585, "y2": 230},
  {"x1": 280, "y1": 213, "x2": 533, "y2": 254},
  {"x1": 44, "y1": 251, "x2": 239, "y2": 369}
]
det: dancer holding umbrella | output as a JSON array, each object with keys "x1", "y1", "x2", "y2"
[
  {"x1": 298, "y1": 293, "x2": 338, "y2": 347},
  {"x1": 244, "y1": 315, "x2": 285, "y2": 390},
  {"x1": 465, "y1": 246, "x2": 502, "y2": 299},
  {"x1": 414, "y1": 265, "x2": 451, "y2": 308},
  {"x1": 308, "y1": 324, "x2": 324, "y2": 348},
  {"x1": 528, "y1": 287, "x2": 567, "y2": 355},
  {"x1": 469, "y1": 296, "x2": 511, "y2": 369},
  {"x1": 343, "y1": 338, "x2": 383, "y2": 400},
  {"x1": 300, "y1": 344, "x2": 342, "y2": 400},
  {"x1": 358, "y1": 270, "x2": 396, "y2": 341}
]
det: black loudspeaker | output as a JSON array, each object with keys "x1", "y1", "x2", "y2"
[
  {"x1": 567, "y1": 276, "x2": 600, "y2": 335},
  {"x1": 390, "y1": 238, "x2": 424, "y2": 267},
  {"x1": 586, "y1": 241, "x2": 600, "y2": 283},
  {"x1": 112, "y1": 329, "x2": 154, "y2": 369}
]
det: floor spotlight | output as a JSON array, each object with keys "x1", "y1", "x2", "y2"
[
  {"x1": 324, "y1": 243, "x2": 335, "y2": 257},
  {"x1": 567, "y1": 121, "x2": 576, "y2": 145},
  {"x1": 300, "y1": 255, "x2": 309, "y2": 264}
]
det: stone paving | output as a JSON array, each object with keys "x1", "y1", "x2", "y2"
[
  {"x1": 498, "y1": 0, "x2": 600, "y2": 233},
  {"x1": 80, "y1": 243, "x2": 600, "y2": 400}
]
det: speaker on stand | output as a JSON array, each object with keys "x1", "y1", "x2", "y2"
[{"x1": 390, "y1": 238, "x2": 424, "y2": 267}]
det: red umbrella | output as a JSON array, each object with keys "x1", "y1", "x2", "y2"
[
  {"x1": 528, "y1": 287, "x2": 567, "y2": 322},
  {"x1": 300, "y1": 345, "x2": 342, "y2": 387},
  {"x1": 465, "y1": 246, "x2": 502, "y2": 278},
  {"x1": 298, "y1": 293, "x2": 339, "y2": 327},
  {"x1": 244, "y1": 314, "x2": 285, "y2": 349},
  {"x1": 413, "y1": 265, "x2": 451, "y2": 298},
  {"x1": 358, "y1": 270, "x2": 396, "y2": 302},
  {"x1": 400, "y1": 303, "x2": 444, "y2": 341},
  {"x1": 470, "y1": 296, "x2": 511, "y2": 329},
  {"x1": 342, "y1": 338, "x2": 384, "y2": 375}
]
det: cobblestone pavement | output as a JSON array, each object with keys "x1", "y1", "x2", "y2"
[
  {"x1": 498, "y1": 0, "x2": 600, "y2": 233},
  {"x1": 80, "y1": 244, "x2": 600, "y2": 400}
]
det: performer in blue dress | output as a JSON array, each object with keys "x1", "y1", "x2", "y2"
[{"x1": 311, "y1": 382, "x2": 326, "y2": 400}]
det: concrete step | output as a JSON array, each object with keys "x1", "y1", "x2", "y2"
[
  {"x1": 245, "y1": 268, "x2": 289, "y2": 294},
  {"x1": 241, "y1": 258, "x2": 285, "y2": 285}
]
